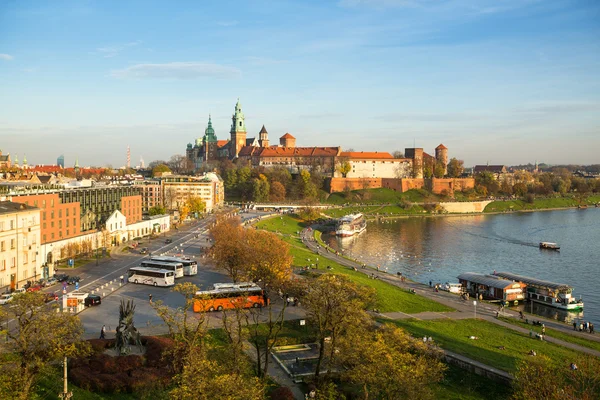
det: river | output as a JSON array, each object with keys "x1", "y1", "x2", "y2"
[{"x1": 324, "y1": 208, "x2": 600, "y2": 324}]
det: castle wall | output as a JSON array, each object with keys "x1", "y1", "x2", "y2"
[{"x1": 431, "y1": 178, "x2": 475, "y2": 195}]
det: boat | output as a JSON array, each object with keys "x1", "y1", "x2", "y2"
[
  {"x1": 495, "y1": 272, "x2": 583, "y2": 311},
  {"x1": 441, "y1": 282, "x2": 463, "y2": 294},
  {"x1": 539, "y1": 242, "x2": 560, "y2": 250},
  {"x1": 335, "y1": 213, "x2": 367, "y2": 237}
]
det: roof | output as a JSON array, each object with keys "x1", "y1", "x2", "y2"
[
  {"x1": 340, "y1": 151, "x2": 394, "y2": 160},
  {"x1": 259, "y1": 125, "x2": 268, "y2": 134},
  {"x1": 240, "y1": 146, "x2": 341, "y2": 158},
  {"x1": 246, "y1": 137, "x2": 257, "y2": 146},
  {"x1": 217, "y1": 140, "x2": 229, "y2": 148},
  {"x1": 280, "y1": 133, "x2": 295, "y2": 139},
  {"x1": 494, "y1": 272, "x2": 571, "y2": 290},
  {"x1": 436, "y1": 144, "x2": 447, "y2": 150},
  {"x1": 474, "y1": 165, "x2": 507, "y2": 173},
  {"x1": 0, "y1": 201, "x2": 38, "y2": 214},
  {"x1": 457, "y1": 272, "x2": 521, "y2": 290}
]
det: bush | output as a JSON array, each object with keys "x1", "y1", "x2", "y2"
[
  {"x1": 143, "y1": 336, "x2": 174, "y2": 367},
  {"x1": 270, "y1": 386, "x2": 295, "y2": 400},
  {"x1": 88, "y1": 338, "x2": 114, "y2": 354},
  {"x1": 525, "y1": 193, "x2": 535, "y2": 204}
]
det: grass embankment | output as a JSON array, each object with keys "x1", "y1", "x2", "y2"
[
  {"x1": 485, "y1": 195, "x2": 600, "y2": 213},
  {"x1": 497, "y1": 317, "x2": 600, "y2": 353},
  {"x1": 385, "y1": 318, "x2": 586, "y2": 373},
  {"x1": 255, "y1": 215, "x2": 453, "y2": 314}
]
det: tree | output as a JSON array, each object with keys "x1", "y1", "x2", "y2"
[
  {"x1": 152, "y1": 163, "x2": 172, "y2": 177},
  {"x1": 0, "y1": 292, "x2": 90, "y2": 400},
  {"x1": 252, "y1": 174, "x2": 270, "y2": 202},
  {"x1": 299, "y1": 170, "x2": 318, "y2": 199},
  {"x1": 168, "y1": 154, "x2": 192, "y2": 174},
  {"x1": 302, "y1": 274, "x2": 375, "y2": 380},
  {"x1": 433, "y1": 162, "x2": 445, "y2": 178},
  {"x1": 392, "y1": 150, "x2": 405, "y2": 159},
  {"x1": 209, "y1": 216, "x2": 247, "y2": 282},
  {"x1": 446, "y1": 158, "x2": 464, "y2": 178},
  {"x1": 185, "y1": 196, "x2": 206, "y2": 216},
  {"x1": 337, "y1": 159, "x2": 352, "y2": 178},
  {"x1": 422, "y1": 159, "x2": 434, "y2": 179},
  {"x1": 269, "y1": 181, "x2": 286, "y2": 202},
  {"x1": 513, "y1": 182, "x2": 528, "y2": 197},
  {"x1": 337, "y1": 323, "x2": 446, "y2": 400},
  {"x1": 149, "y1": 205, "x2": 167, "y2": 215}
]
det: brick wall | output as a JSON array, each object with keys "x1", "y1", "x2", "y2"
[
  {"x1": 327, "y1": 178, "x2": 383, "y2": 193},
  {"x1": 431, "y1": 178, "x2": 475, "y2": 195},
  {"x1": 327, "y1": 177, "x2": 474, "y2": 195}
]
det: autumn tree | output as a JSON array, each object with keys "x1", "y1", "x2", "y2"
[
  {"x1": 209, "y1": 216, "x2": 247, "y2": 282},
  {"x1": 152, "y1": 163, "x2": 171, "y2": 177},
  {"x1": 269, "y1": 181, "x2": 286, "y2": 202},
  {"x1": 446, "y1": 157, "x2": 464, "y2": 178},
  {"x1": 337, "y1": 158, "x2": 352, "y2": 178},
  {"x1": 149, "y1": 205, "x2": 167, "y2": 215},
  {"x1": 298, "y1": 169, "x2": 318, "y2": 199},
  {"x1": 337, "y1": 323, "x2": 446, "y2": 400},
  {"x1": 0, "y1": 292, "x2": 90, "y2": 400},
  {"x1": 185, "y1": 196, "x2": 206, "y2": 216},
  {"x1": 252, "y1": 174, "x2": 270, "y2": 202},
  {"x1": 302, "y1": 274, "x2": 375, "y2": 380},
  {"x1": 433, "y1": 161, "x2": 445, "y2": 178}
]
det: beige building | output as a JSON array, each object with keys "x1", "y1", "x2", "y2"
[
  {"x1": 335, "y1": 151, "x2": 412, "y2": 179},
  {"x1": 161, "y1": 173, "x2": 224, "y2": 213},
  {"x1": 0, "y1": 201, "x2": 41, "y2": 292}
]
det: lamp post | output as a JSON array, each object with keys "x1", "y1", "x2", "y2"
[{"x1": 473, "y1": 300, "x2": 477, "y2": 320}]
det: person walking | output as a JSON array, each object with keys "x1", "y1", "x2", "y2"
[
  {"x1": 120, "y1": 275, "x2": 124, "y2": 285},
  {"x1": 100, "y1": 325, "x2": 106, "y2": 339},
  {"x1": 573, "y1": 321, "x2": 577, "y2": 330},
  {"x1": 149, "y1": 293, "x2": 153, "y2": 304}
]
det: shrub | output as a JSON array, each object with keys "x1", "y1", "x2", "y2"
[
  {"x1": 270, "y1": 386, "x2": 295, "y2": 400},
  {"x1": 88, "y1": 338, "x2": 114, "y2": 354},
  {"x1": 115, "y1": 354, "x2": 144, "y2": 372},
  {"x1": 143, "y1": 336, "x2": 174, "y2": 367}
]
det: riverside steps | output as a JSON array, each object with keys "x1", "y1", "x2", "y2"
[{"x1": 300, "y1": 228, "x2": 600, "y2": 361}]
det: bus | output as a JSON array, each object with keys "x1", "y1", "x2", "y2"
[
  {"x1": 140, "y1": 260, "x2": 184, "y2": 278},
  {"x1": 193, "y1": 282, "x2": 268, "y2": 312},
  {"x1": 128, "y1": 267, "x2": 175, "y2": 287},
  {"x1": 150, "y1": 256, "x2": 198, "y2": 276}
]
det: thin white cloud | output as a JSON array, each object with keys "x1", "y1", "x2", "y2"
[
  {"x1": 110, "y1": 62, "x2": 241, "y2": 80},
  {"x1": 0, "y1": 53, "x2": 14, "y2": 61},
  {"x1": 95, "y1": 40, "x2": 142, "y2": 58}
]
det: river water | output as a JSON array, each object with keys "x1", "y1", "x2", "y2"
[{"x1": 324, "y1": 208, "x2": 600, "y2": 324}]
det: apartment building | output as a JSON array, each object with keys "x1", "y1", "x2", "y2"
[
  {"x1": 160, "y1": 173, "x2": 224, "y2": 213},
  {"x1": 0, "y1": 201, "x2": 41, "y2": 292}
]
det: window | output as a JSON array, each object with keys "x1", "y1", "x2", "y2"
[
  {"x1": 51, "y1": 233, "x2": 54, "y2": 239},
  {"x1": 51, "y1": 221, "x2": 54, "y2": 228},
  {"x1": 10, "y1": 239, "x2": 15, "y2": 249},
  {"x1": 43, "y1": 222, "x2": 46, "y2": 229},
  {"x1": 59, "y1": 220, "x2": 62, "y2": 228},
  {"x1": 66, "y1": 219, "x2": 69, "y2": 227},
  {"x1": 23, "y1": 253, "x2": 28, "y2": 264},
  {"x1": 43, "y1": 234, "x2": 46, "y2": 242},
  {"x1": 66, "y1": 229, "x2": 69, "y2": 236},
  {"x1": 59, "y1": 209, "x2": 62, "y2": 218},
  {"x1": 0, "y1": 241, "x2": 4, "y2": 251},
  {"x1": 42, "y1": 200, "x2": 46, "y2": 208},
  {"x1": 1, "y1": 260, "x2": 5, "y2": 271},
  {"x1": 10, "y1": 220, "x2": 14, "y2": 229},
  {"x1": 66, "y1": 208, "x2": 69, "y2": 217},
  {"x1": 59, "y1": 231, "x2": 63, "y2": 238},
  {"x1": 51, "y1": 198, "x2": 54, "y2": 207},
  {"x1": 11, "y1": 257, "x2": 15, "y2": 268},
  {"x1": 23, "y1": 237, "x2": 28, "y2": 247},
  {"x1": 51, "y1": 211, "x2": 54, "y2": 219},
  {"x1": 73, "y1": 218, "x2": 76, "y2": 225},
  {"x1": 43, "y1": 212, "x2": 46, "y2": 220}
]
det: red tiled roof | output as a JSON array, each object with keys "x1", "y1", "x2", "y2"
[
  {"x1": 280, "y1": 133, "x2": 295, "y2": 139},
  {"x1": 436, "y1": 144, "x2": 447, "y2": 149},
  {"x1": 423, "y1": 152, "x2": 435, "y2": 160},
  {"x1": 340, "y1": 151, "x2": 394, "y2": 159},
  {"x1": 217, "y1": 140, "x2": 229, "y2": 148},
  {"x1": 474, "y1": 165, "x2": 507, "y2": 173},
  {"x1": 239, "y1": 146, "x2": 341, "y2": 158},
  {"x1": 31, "y1": 165, "x2": 63, "y2": 173}
]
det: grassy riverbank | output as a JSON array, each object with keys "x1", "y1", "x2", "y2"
[
  {"x1": 255, "y1": 215, "x2": 453, "y2": 314},
  {"x1": 384, "y1": 318, "x2": 586, "y2": 372},
  {"x1": 484, "y1": 195, "x2": 600, "y2": 213}
]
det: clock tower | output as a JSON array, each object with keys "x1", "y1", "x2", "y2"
[{"x1": 230, "y1": 99, "x2": 247, "y2": 158}]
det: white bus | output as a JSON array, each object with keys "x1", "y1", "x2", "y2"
[
  {"x1": 151, "y1": 256, "x2": 198, "y2": 276},
  {"x1": 140, "y1": 260, "x2": 184, "y2": 278},
  {"x1": 128, "y1": 267, "x2": 175, "y2": 287}
]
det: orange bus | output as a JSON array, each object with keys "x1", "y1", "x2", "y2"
[{"x1": 193, "y1": 282, "x2": 268, "y2": 312}]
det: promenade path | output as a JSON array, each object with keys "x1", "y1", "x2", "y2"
[{"x1": 300, "y1": 228, "x2": 600, "y2": 360}]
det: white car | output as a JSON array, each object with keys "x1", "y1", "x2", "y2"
[
  {"x1": 0, "y1": 294, "x2": 14, "y2": 305},
  {"x1": 13, "y1": 288, "x2": 26, "y2": 295}
]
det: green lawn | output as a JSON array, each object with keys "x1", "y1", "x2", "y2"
[
  {"x1": 321, "y1": 205, "x2": 381, "y2": 218},
  {"x1": 255, "y1": 215, "x2": 307, "y2": 236},
  {"x1": 435, "y1": 364, "x2": 512, "y2": 400},
  {"x1": 385, "y1": 318, "x2": 587, "y2": 372},
  {"x1": 484, "y1": 195, "x2": 600, "y2": 213},
  {"x1": 325, "y1": 188, "x2": 439, "y2": 206},
  {"x1": 497, "y1": 317, "x2": 600, "y2": 353}
]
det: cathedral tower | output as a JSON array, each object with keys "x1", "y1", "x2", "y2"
[
  {"x1": 259, "y1": 125, "x2": 269, "y2": 147},
  {"x1": 203, "y1": 114, "x2": 218, "y2": 161},
  {"x1": 230, "y1": 99, "x2": 247, "y2": 158}
]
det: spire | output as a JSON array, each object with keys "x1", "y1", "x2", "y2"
[
  {"x1": 259, "y1": 125, "x2": 268, "y2": 134},
  {"x1": 204, "y1": 114, "x2": 217, "y2": 142},
  {"x1": 14, "y1": 155, "x2": 19, "y2": 165},
  {"x1": 75, "y1": 157, "x2": 79, "y2": 168},
  {"x1": 23, "y1": 154, "x2": 27, "y2": 166}
]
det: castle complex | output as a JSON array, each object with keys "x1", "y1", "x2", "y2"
[{"x1": 185, "y1": 99, "x2": 458, "y2": 188}]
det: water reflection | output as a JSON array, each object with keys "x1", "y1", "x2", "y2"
[{"x1": 324, "y1": 209, "x2": 600, "y2": 323}]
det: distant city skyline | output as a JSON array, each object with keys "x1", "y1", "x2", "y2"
[{"x1": 1, "y1": 0, "x2": 599, "y2": 167}]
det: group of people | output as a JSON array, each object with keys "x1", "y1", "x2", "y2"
[{"x1": 573, "y1": 320, "x2": 595, "y2": 333}]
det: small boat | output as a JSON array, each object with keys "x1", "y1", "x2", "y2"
[
  {"x1": 441, "y1": 282, "x2": 463, "y2": 294},
  {"x1": 335, "y1": 213, "x2": 367, "y2": 237},
  {"x1": 539, "y1": 242, "x2": 560, "y2": 250}
]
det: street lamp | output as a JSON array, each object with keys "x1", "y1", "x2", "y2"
[{"x1": 473, "y1": 300, "x2": 477, "y2": 319}]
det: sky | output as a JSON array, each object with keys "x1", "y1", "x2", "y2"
[{"x1": 1, "y1": 0, "x2": 599, "y2": 168}]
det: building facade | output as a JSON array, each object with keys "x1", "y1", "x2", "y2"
[
  {"x1": 0, "y1": 201, "x2": 41, "y2": 292},
  {"x1": 161, "y1": 173, "x2": 224, "y2": 213}
]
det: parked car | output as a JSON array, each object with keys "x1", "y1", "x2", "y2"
[
  {"x1": 140, "y1": 247, "x2": 148, "y2": 254},
  {"x1": 84, "y1": 294, "x2": 101, "y2": 307},
  {"x1": 165, "y1": 239, "x2": 172, "y2": 244},
  {"x1": 0, "y1": 294, "x2": 13, "y2": 305},
  {"x1": 55, "y1": 274, "x2": 69, "y2": 282},
  {"x1": 67, "y1": 276, "x2": 80, "y2": 285},
  {"x1": 44, "y1": 292, "x2": 59, "y2": 303},
  {"x1": 27, "y1": 285, "x2": 43, "y2": 292},
  {"x1": 46, "y1": 277, "x2": 58, "y2": 286},
  {"x1": 13, "y1": 288, "x2": 27, "y2": 295}
]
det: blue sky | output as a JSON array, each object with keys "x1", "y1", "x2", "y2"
[{"x1": 1, "y1": 0, "x2": 599, "y2": 168}]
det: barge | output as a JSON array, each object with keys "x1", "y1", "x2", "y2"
[
  {"x1": 494, "y1": 272, "x2": 583, "y2": 311},
  {"x1": 335, "y1": 213, "x2": 367, "y2": 237}
]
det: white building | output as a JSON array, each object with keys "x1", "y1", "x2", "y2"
[
  {"x1": 334, "y1": 152, "x2": 412, "y2": 179},
  {"x1": 161, "y1": 173, "x2": 224, "y2": 213},
  {"x1": 0, "y1": 201, "x2": 42, "y2": 292}
]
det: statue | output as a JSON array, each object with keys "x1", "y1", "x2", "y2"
[{"x1": 114, "y1": 299, "x2": 143, "y2": 355}]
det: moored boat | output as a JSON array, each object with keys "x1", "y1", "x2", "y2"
[
  {"x1": 335, "y1": 213, "x2": 367, "y2": 237},
  {"x1": 539, "y1": 242, "x2": 560, "y2": 250},
  {"x1": 495, "y1": 272, "x2": 583, "y2": 311}
]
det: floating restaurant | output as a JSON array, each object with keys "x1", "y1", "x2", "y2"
[{"x1": 457, "y1": 273, "x2": 526, "y2": 303}]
